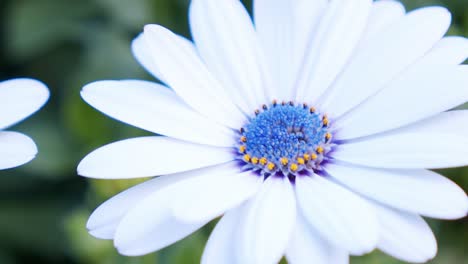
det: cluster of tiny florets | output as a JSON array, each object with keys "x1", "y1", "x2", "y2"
[{"x1": 237, "y1": 101, "x2": 333, "y2": 177}]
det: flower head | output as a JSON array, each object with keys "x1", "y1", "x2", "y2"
[
  {"x1": 79, "y1": 0, "x2": 468, "y2": 263},
  {"x1": 0, "y1": 78, "x2": 49, "y2": 170}
]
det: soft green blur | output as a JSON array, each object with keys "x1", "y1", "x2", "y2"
[{"x1": 0, "y1": 0, "x2": 467, "y2": 263}]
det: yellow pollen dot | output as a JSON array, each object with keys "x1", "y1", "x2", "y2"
[
  {"x1": 243, "y1": 154, "x2": 251, "y2": 162},
  {"x1": 239, "y1": 145, "x2": 246, "y2": 153},
  {"x1": 260, "y1": 157, "x2": 267, "y2": 165},
  {"x1": 310, "y1": 107, "x2": 316, "y2": 113},
  {"x1": 323, "y1": 116, "x2": 329, "y2": 126},
  {"x1": 316, "y1": 146, "x2": 324, "y2": 154},
  {"x1": 297, "y1": 157, "x2": 305, "y2": 165},
  {"x1": 280, "y1": 157, "x2": 289, "y2": 166},
  {"x1": 251, "y1": 157, "x2": 259, "y2": 164},
  {"x1": 325, "y1": 132, "x2": 332, "y2": 140},
  {"x1": 240, "y1": 136, "x2": 247, "y2": 143},
  {"x1": 311, "y1": 153, "x2": 318, "y2": 160},
  {"x1": 267, "y1": 162, "x2": 275, "y2": 171},
  {"x1": 303, "y1": 154, "x2": 310, "y2": 161},
  {"x1": 290, "y1": 163, "x2": 298, "y2": 172}
]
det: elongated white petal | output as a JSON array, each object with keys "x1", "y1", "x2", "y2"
[
  {"x1": 131, "y1": 34, "x2": 161, "y2": 80},
  {"x1": 238, "y1": 176, "x2": 296, "y2": 264},
  {"x1": 172, "y1": 170, "x2": 262, "y2": 223},
  {"x1": 254, "y1": 0, "x2": 294, "y2": 100},
  {"x1": 339, "y1": 37, "x2": 465, "y2": 134},
  {"x1": 77, "y1": 136, "x2": 234, "y2": 179},
  {"x1": 81, "y1": 80, "x2": 235, "y2": 147},
  {"x1": 142, "y1": 25, "x2": 244, "y2": 129},
  {"x1": 190, "y1": 0, "x2": 269, "y2": 112},
  {"x1": 292, "y1": 0, "x2": 327, "y2": 68},
  {"x1": 398, "y1": 110, "x2": 468, "y2": 135},
  {"x1": 114, "y1": 196, "x2": 206, "y2": 256},
  {"x1": 334, "y1": 111, "x2": 468, "y2": 170},
  {"x1": 363, "y1": 0, "x2": 405, "y2": 40},
  {"x1": 295, "y1": 175, "x2": 378, "y2": 255},
  {"x1": 334, "y1": 129, "x2": 468, "y2": 169},
  {"x1": 0, "y1": 78, "x2": 49, "y2": 129},
  {"x1": 295, "y1": 0, "x2": 372, "y2": 103},
  {"x1": 87, "y1": 168, "x2": 198, "y2": 239},
  {"x1": 132, "y1": 33, "x2": 197, "y2": 82},
  {"x1": 0, "y1": 131, "x2": 37, "y2": 170},
  {"x1": 112, "y1": 164, "x2": 232, "y2": 256},
  {"x1": 416, "y1": 37, "x2": 468, "y2": 66},
  {"x1": 320, "y1": 7, "x2": 451, "y2": 118},
  {"x1": 373, "y1": 202, "x2": 437, "y2": 263},
  {"x1": 286, "y1": 213, "x2": 349, "y2": 264},
  {"x1": 326, "y1": 163, "x2": 468, "y2": 219},
  {"x1": 335, "y1": 65, "x2": 468, "y2": 139},
  {"x1": 116, "y1": 219, "x2": 205, "y2": 256},
  {"x1": 287, "y1": 0, "x2": 328, "y2": 101},
  {"x1": 201, "y1": 206, "x2": 244, "y2": 264},
  {"x1": 256, "y1": 0, "x2": 327, "y2": 101},
  {"x1": 345, "y1": 37, "x2": 468, "y2": 126},
  {"x1": 89, "y1": 224, "x2": 116, "y2": 240}
]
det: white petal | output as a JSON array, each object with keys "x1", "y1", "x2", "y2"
[
  {"x1": 81, "y1": 80, "x2": 235, "y2": 147},
  {"x1": 190, "y1": 0, "x2": 269, "y2": 112},
  {"x1": 142, "y1": 24, "x2": 245, "y2": 129},
  {"x1": 201, "y1": 206, "x2": 244, "y2": 264},
  {"x1": 89, "y1": 224, "x2": 116, "y2": 240},
  {"x1": 286, "y1": 213, "x2": 349, "y2": 264},
  {"x1": 343, "y1": 37, "x2": 468, "y2": 127},
  {"x1": 172, "y1": 169, "x2": 262, "y2": 223},
  {"x1": 295, "y1": 175, "x2": 378, "y2": 255},
  {"x1": 0, "y1": 131, "x2": 37, "y2": 170},
  {"x1": 320, "y1": 7, "x2": 451, "y2": 118},
  {"x1": 335, "y1": 65, "x2": 468, "y2": 140},
  {"x1": 254, "y1": 0, "x2": 294, "y2": 100},
  {"x1": 398, "y1": 110, "x2": 468, "y2": 135},
  {"x1": 363, "y1": 0, "x2": 405, "y2": 40},
  {"x1": 292, "y1": 0, "x2": 327, "y2": 71},
  {"x1": 0, "y1": 78, "x2": 49, "y2": 129},
  {"x1": 295, "y1": 0, "x2": 372, "y2": 103},
  {"x1": 131, "y1": 33, "x2": 197, "y2": 82},
  {"x1": 112, "y1": 164, "x2": 232, "y2": 256},
  {"x1": 131, "y1": 33, "x2": 161, "y2": 80},
  {"x1": 333, "y1": 128, "x2": 468, "y2": 169},
  {"x1": 256, "y1": 0, "x2": 327, "y2": 101},
  {"x1": 86, "y1": 170, "x2": 196, "y2": 239},
  {"x1": 114, "y1": 197, "x2": 206, "y2": 256},
  {"x1": 326, "y1": 163, "x2": 468, "y2": 219},
  {"x1": 116, "y1": 218, "x2": 205, "y2": 256},
  {"x1": 77, "y1": 136, "x2": 234, "y2": 179},
  {"x1": 238, "y1": 176, "x2": 296, "y2": 264},
  {"x1": 373, "y1": 202, "x2": 437, "y2": 263},
  {"x1": 416, "y1": 37, "x2": 468, "y2": 66}
]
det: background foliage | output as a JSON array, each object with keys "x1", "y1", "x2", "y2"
[{"x1": 0, "y1": 0, "x2": 467, "y2": 263}]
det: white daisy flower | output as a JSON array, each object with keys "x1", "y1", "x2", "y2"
[
  {"x1": 0, "y1": 78, "x2": 49, "y2": 170},
  {"x1": 78, "y1": 0, "x2": 468, "y2": 263}
]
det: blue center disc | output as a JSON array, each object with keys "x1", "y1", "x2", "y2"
[{"x1": 239, "y1": 103, "x2": 331, "y2": 176}]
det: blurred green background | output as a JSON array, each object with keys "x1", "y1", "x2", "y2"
[{"x1": 0, "y1": 0, "x2": 467, "y2": 263}]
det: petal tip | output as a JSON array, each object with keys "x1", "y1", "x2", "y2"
[
  {"x1": 143, "y1": 24, "x2": 164, "y2": 34},
  {"x1": 76, "y1": 156, "x2": 93, "y2": 178}
]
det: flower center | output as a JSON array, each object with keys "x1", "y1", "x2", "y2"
[{"x1": 237, "y1": 101, "x2": 333, "y2": 177}]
